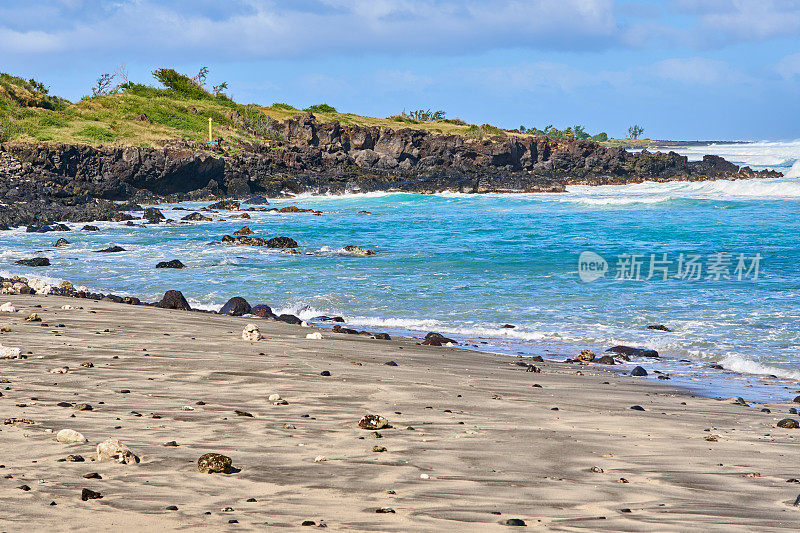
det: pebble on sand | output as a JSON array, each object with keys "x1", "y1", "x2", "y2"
[
  {"x1": 314, "y1": 455, "x2": 327, "y2": 463},
  {"x1": 777, "y1": 418, "x2": 800, "y2": 429},
  {"x1": 358, "y1": 414, "x2": 389, "y2": 430},
  {"x1": 0, "y1": 302, "x2": 18, "y2": 312},
  {"x1": 97, "y1": 438, "x2": 139, "y2": 464},
  {"x1": 306, "y1": 332, "x2": 323, "y2": 340},
  {"x1": 197, "y1": 453, "x2": 232, "y2": 474},
  {"x1": 56, "y1": 429, "x2": 88, "y2": 444},
  {"x1": 242, "y1": 324, "x2": 262, "y2": 341},
  {"x1": 25, "y1": 313, "x2": 42, "y2": 322},
  {"x1": 81, "y1": 488, "x2": 102, "y2": 501}
]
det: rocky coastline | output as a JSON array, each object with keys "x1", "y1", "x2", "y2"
[{"x1": 0, "y1": 113, "x2": 781, "y2": 228}]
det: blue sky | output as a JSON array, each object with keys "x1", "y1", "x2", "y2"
[{"x1": 1, "y1": 0, "x2": 799, "y2": 139}]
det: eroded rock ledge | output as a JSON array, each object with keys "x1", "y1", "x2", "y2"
[{"x1": 0, "y1": 112, "x2": 780, "y2": 227}]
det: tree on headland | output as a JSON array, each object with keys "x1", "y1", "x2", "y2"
[
  {"x1": 91, "y1": 73, "x2": 116, "y2": 97},
  {"x1": 628, "y1": 124, "x2": 644, "y2": 139}
]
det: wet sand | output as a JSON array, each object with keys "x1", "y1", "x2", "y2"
[{"x1": 1, "y1": 294, "x2": 799, "y2": 531}]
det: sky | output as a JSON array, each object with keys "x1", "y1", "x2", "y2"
[{"x1": 1, "y1": 0, "x2": 799, "y2": 140}]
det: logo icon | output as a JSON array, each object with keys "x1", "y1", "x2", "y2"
[{"x1": 578, "y1": 251, "x2": 608, "y2": 282}]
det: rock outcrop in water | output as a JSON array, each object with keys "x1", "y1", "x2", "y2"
[{"x1": 0, "y1": 113, "x2": 781, "y2": 227}]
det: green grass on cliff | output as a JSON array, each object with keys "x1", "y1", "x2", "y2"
[{"x1": 0, "y1": 70, "x2": 653, "y2": 148}]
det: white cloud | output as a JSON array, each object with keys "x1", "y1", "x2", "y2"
[
  {"x1": 0, "y1": 0, "x2": 619, "y2": 59},
  {"x1": 651, "y1": 57, "x2": 746, "y2": 85},
  {"x1": 776, "y1": 53, "x2": 800, "y2": 79}
]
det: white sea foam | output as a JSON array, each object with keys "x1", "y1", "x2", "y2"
[
  {"x1": 663, "y1": 139, "x2": 800, "y2": 168},
  {"x1": 719, "y1": 353, "x2": 800, "y2": 381},
  {"x1": 564, "y1": 176, "x2": 800, "y2": 204}
]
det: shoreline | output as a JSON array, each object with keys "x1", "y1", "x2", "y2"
[
  {"x1": 1, "y1": 293, "x2": 800, "y2": 530},
  {"x1": 2, "y1": 268, "x2": 799, "y2": 406}
]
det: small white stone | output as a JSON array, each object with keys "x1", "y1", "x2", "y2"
[
  {"x1": 306, "y1": 332, "x2": 323, "y2": 340},
  {"x1": 44, "y1": 428, "x2": 53, "y2": 433},
  {"x1": 420, "y1": 474, "x2": 430, "y2": 479},
  {"x1": 56, "y1": 429, "x2": 87, "y2": 444},
  {"x1": 314, "y1": 455, "x2": 327, "y2": 462},
  {"x1": 97, "y1": 438, "x2": 139, "y2": 464},
  {"x1": 0, "y1": 344, "x2": 21, "y2": 359},
  {"x1": 0, "y1": 302, "x2": 18, "y2": 313},
  {"x1": 301, "y1": 321, "x2": 310, "y2": 327},
  {"x1": 181, "y1": 406, "x2": 195, "y2": 411},
  {"x1": 60, "y1": 305, "x2": 75, "y2": 310},
  {"x1": 49, "y1": 367, "x2": 69, "y2": 374},
  {"x1": 242, "y1": 323, "x2": 262, "y2": 341}
]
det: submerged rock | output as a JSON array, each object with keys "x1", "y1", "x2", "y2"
[
  {"x1": 208, "y1": 200, "x2": 240, "y2": 210},
  {"x1": 343, "y1": 245, "x2": 376, "y2": 256},
  {"x1": 155, "y1": 259, "x2": 185, "y2": 269},
  {"x1": 197, "y1": 453, "x2": 232, "y2": 473},
  {"x1": 156, "y1": 290, "x2": 191, "y2": 310},
  {"x1": 242, "y1": 196, "x2": 269, "y2": 204},
  {"x1": 182, "y1": 212, "x2": 212, "y2": 221},
  {"x1": 82, "y1": 225, "x2": 99, "y2": 231},
  {"x1": 220, "y1": 296, "x2": 251, "y2": 316},
  {"x1": 266, "y1": 236, "x2": 298, "y2": 248},
  {"x1": 606, "y1": 345, "x2": 659, "y2": 358},
  {"x1": 15, "y1": 257, "x2": 50, "y2": 267},
  {"x1": 233, "y1": 226, "x2": 254, "y2": 235},
  {"x1": 54, "y1": 238, "x2": 70, "y2": 247},
  {"x1": 94, "y1": 246, "x2": 126, "y2": 253},
  {"x1": 647, "y1": 324, "x2": 672, "y2": 332}
]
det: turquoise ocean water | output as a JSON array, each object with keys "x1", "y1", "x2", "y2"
[{"x1": 3, "y1": 141, "x2": 800, "y2": 400}]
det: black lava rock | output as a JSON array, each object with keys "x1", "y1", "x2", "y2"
[
  {"x1": 630, "y1": 366, "x2": 648, "y2": 377},
  {"x1": 647, "y1": 324, "x2": 672, "y2": 332},
  {"x1": 266, "y1": 236, "x2": 298, "y2": 248},
  {"x1": 251, "y1": 305, "x2": 276, "y2": 319},
  {"x1": 15, "y1": 257, "x2": 50, "y2": 267},
  {"x1": 82, "y1": 225, "x2": 100, "y2": 231},
  {"x1": 155, "y1": 259, "x2": 185, "y2": 269},
  {"x1": 143, "y1": 207, "x2": 165, "y2": 222},
  {"x1": 220, "y1": 296, "x2": 252, "y2": 316},
  {"x1": 277, "y1": 314, "x2": 302, "y2": 325},
  {"x1": 242, "y1": 196, "x2": 269, "y2": 204},
  {"x1": 156, "y1": 290, "x2": 191, "y2": 311},
  {"x1": 606, "y1": 345, "x2": 659, "y2": 358},
  {"x1": 777, "y1": 418, "x2": 800, "y2": 429},
  {"x1": 81, "y1": 488, "x2": 103, "y2": 501},
  {"x1": 94, "y1": 246, "x2": 126, "y2": 253}
]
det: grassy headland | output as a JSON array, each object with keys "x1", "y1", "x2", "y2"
[{"x1": 0, "y1": 70, "x2": 654, "y2": 149}]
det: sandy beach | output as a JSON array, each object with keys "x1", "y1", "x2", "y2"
[{"x1": 1, "y1": 294, "x2": 799, "y2": 531}]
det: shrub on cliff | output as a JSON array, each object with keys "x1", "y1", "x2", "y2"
[
  {"x1": 0, "y1": 73, "x2": 68, "y2": 111},
  {"x1": 304, "y1": 103, "x2": 337, "y2": 113},
  {"x1": 152, "y1": 68, "x2": 212, "y2": 100}
]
